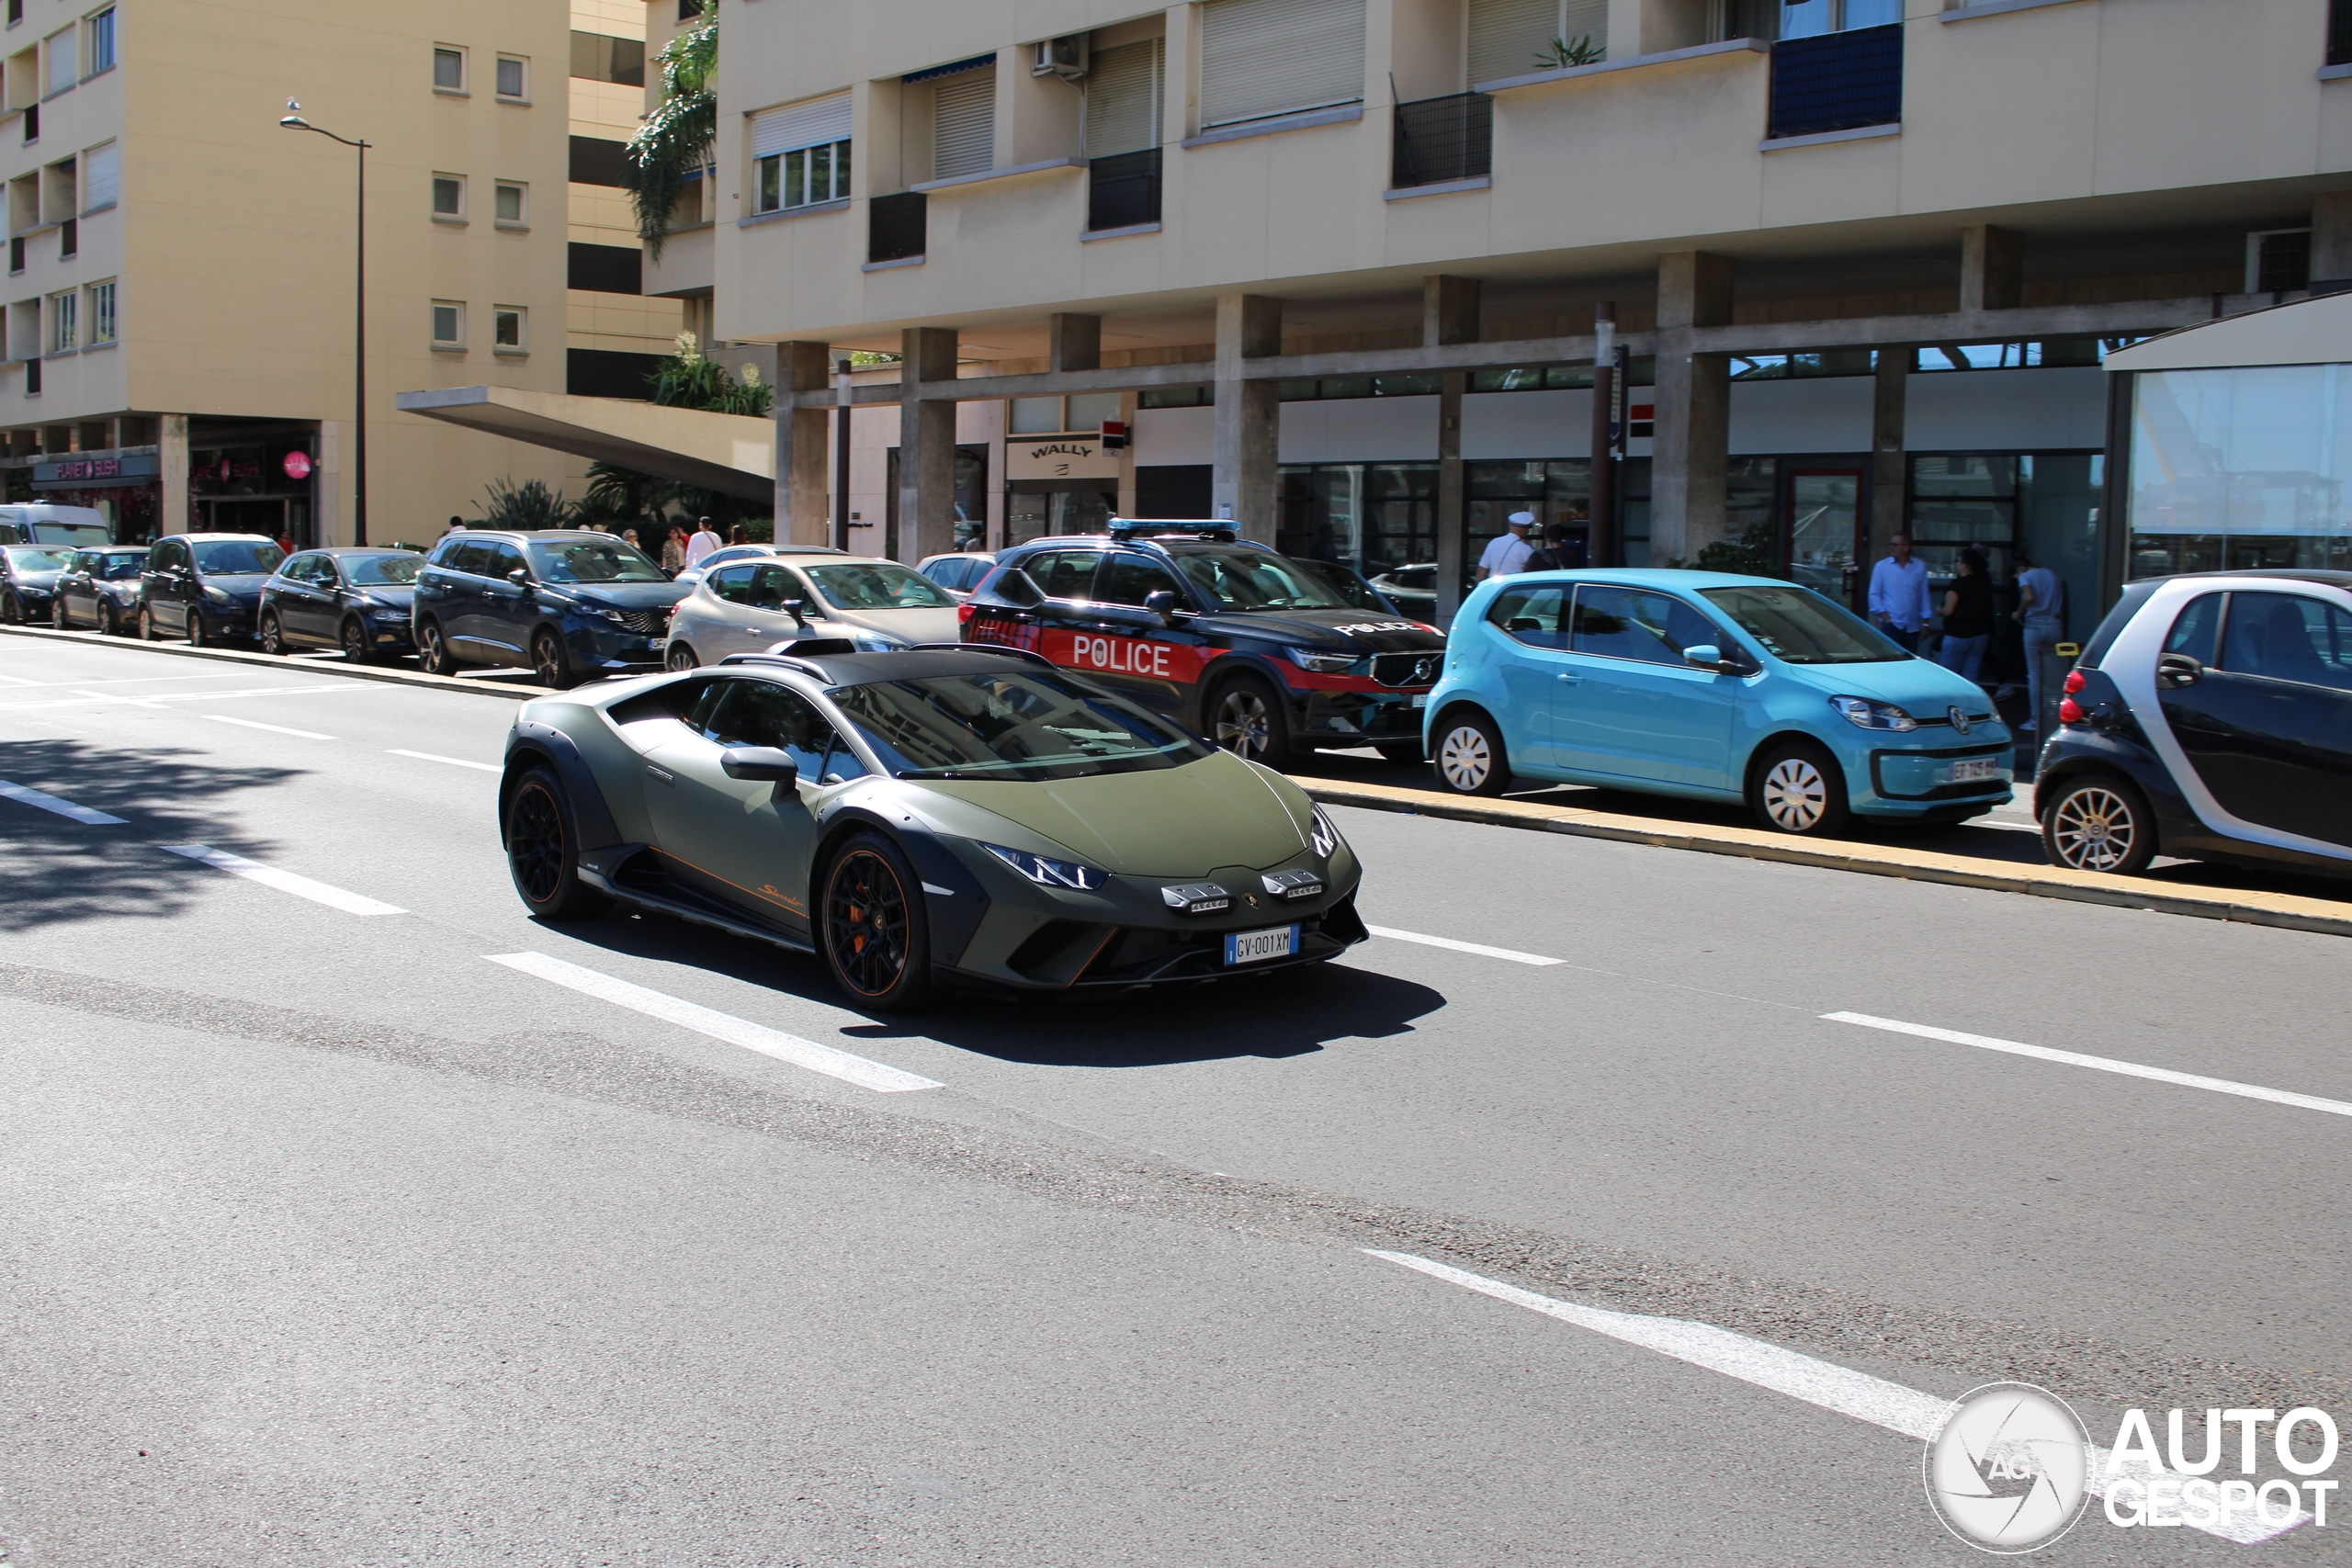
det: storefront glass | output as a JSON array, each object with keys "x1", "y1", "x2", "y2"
[{"x1": 2128, "y1": 365, "x2": 2352, "y2": 578}]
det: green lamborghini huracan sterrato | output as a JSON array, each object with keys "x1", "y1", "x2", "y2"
[{"x1": 497, "y1": 643, "x2": 1367, "y2": 1010}]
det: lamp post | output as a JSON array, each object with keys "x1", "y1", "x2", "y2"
[{"x1": 279, "y1": 101, "x2": 369, "y2": 547}]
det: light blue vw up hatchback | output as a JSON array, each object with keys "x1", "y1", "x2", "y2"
[{"x1": 1421, "y1": 570, "x2": 2012, "y2": 834}]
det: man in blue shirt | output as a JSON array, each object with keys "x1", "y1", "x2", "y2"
[{"x1": 1867, "y1": 532, "x2": 1932, "y2": 653}]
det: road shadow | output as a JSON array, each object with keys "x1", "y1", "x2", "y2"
[
  {"x1": 0, "y1": 738, "x2": 305, "y2": 932},
  {"x1": 549, "y1": 908, "x2": 1448, "y2": 1068}
]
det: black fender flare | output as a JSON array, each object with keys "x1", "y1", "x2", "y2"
[
  {"x1": 810, "y1": 804, "x2": 991, "y2": 966},
  {"x1": 500, "y1": 720, "x2": 622, "y2": 851}
]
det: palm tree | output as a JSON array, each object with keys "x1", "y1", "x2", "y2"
[
  {"x1": 473, "y1": 478, "x2": 578, "y2": 529},
  {"x1": 625, "y1": 1, "x2": 718, "y2": 262}
]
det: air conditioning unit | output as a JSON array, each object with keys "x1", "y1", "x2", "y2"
[{"x1": 1032, "y1": 35, "x2": 1088, "y2": 81}]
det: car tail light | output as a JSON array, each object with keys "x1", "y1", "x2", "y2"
[
  {"x1": 2058, "y1": 696, "x2": 2084, "y2": 725},
  {"x1": 957, "y1": 601, "x2": 974, "y2": 627},
  {"x1": 2063, "y1": 671, "x2": 2085, "y2": 694}
]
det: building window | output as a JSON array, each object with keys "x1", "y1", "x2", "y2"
[
  {"x1": 570, "y1": 135, "x2": 628, "y2": 187},
  {"x1": 58, "y1": 215, "x2": 73, "y2": 256},
  {"x1": 1729, "y1": 0, "x2": 1897, "y2": 39},
  {"x1": 569, "y1": 31, "x2": 643, "y2": 86},
  {"x1": 5, "y1": 2, "x2": 18, "y2": 28},
  {"x1": 82, "y1": 139, "x2": 114, "y2": 209},
  {"x1": 494, "y1": 55, "x2": 526, "y2": 100},
  {"x1": 493, "y1": 180, "x2": 526, "y2": 226},
  {"x1": 82, "y1": 6, "x2": 111, "y2": 76},
  {"x1": 430, "y1": 299, "x2": 464, "y2": 348},
  {"x1": 85, "y1": 277, "x2": 112, "y2": 344},
  {"x1": 43, "y1": 26, "x2": 73, "y2": 95},
  {"x1": 1467, "y1": 0, "x2": 1608, "y2": 85},
  {"x1": 46, "y1": 288, "x2": 74, "y2": 353},
  {"x1": 750, "y1": 90, "x2": 853, "y2": 214},
  {"x1": 1197, "y1": 0, "x2": 1366, "y2": 130},
  {"x1": 928, "y1": 64, "x2": 994, "y2": 179},
  {"x1": 566, "y1": 242, "x2": 641, "y2": 294},
  {"x1": 434, "y1": 46, "x2": 465, "y2": 91},
  {"x1": 431, "y1": 173, "x2": 465, "y2": 220},
  {"x1": 2248, "y1": 228, "x2": 2313, "y2": 293},
  {"x1": 492, "y1": 305, "x2": 525, "y2": 352},
  {"x1": 1009, "y1": 394, "x2": 1125, "y2": 435}
]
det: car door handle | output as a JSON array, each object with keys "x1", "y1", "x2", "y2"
[{"x1": 1556, "y1": 671, "x2": 1580, "y2": 685}]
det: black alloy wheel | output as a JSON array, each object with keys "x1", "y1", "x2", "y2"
[
  {"x1": 664, "y1": 642, "x2": 699, "y2": 672},
  {"x1": 1748, "y1": 739, "x2": 1850, "y2": 836},
  {"x1": 340, "y1": 616, "x2": 371, "y2": 663},
  {"x1": 258, "y1": 611, "x2": 287, "y2": 656},
  {"x1": 418, "y1": 619, "x2": 455, "y2": 675},
  {"x1": 532, "y1": 628, "x2": 576, "y2": 689},
  {"x1": 1433, "y1": 709, "x2": 1510, "y2": 796},
  {"x1": 2041, "y1": 773, "x2": 2156, "y2": 875},
  {"x1": 820, "y1": 832, "x2": 932, "y2": 1011},
  {"x1": 1209, "y1": 673, "x2": 1292, "y2": 768},
  {"x1": 503, "y1": 767, "x2": 611, "y2": 919}
]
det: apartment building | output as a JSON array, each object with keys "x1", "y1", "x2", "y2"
[
  {"x1": 0, "y1": 0, "x2": 574, "y2": 548},
  {"x1": 695, "y1": 0, "x2": 2352, "y2": 634},
  {"x1": 568, "y1": 0, "x2": 688, "y2": 414}
]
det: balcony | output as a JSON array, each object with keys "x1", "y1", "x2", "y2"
[
  {"x1": 642, "y1": 220, "x2": 712, "y2": 299},
  {"x1": 867, "y1": 190, "x2": 925, "y2": 265},
  {"x1": 1087, "y1": 147, "x2": 1160, "y2": 232},
  {"x1": 1768, "y1": 24, "x2": 1902, "y2": 141},
  {"x1": 1391, "y1": 92, "x2": 1492, "y2": 190}
]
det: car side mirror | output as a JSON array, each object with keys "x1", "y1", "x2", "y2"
[
  {"x1": 1143, "y1": 589, "x2": 1182, "y2": 626},
  {"x1": 2156, "y1": 651, "x2": 2202, "y2": 688},
  {"x1": 506, "y1": 567, "x2": 529, "y2": 586},
  {"x1": 1682, "y1": 643, "x2": 1723, "y2": 669},
  {"x1": 719, "y1": 747, "x2": 798, "y2": 784},
  {"x1": 781, "y1": 597, "x2": 810, "y2": 626}
]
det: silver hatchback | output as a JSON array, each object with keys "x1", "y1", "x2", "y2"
[{"x1": 664, "y1": 554, "x2": 963, "y2": 666}]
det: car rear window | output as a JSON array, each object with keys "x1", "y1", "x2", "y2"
[{"x1": 2077, "y1": 581, "x2": 2161, "y2": 670}]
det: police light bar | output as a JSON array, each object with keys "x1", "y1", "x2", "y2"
[{"x1": 1106, "y1": 517, "x2": 1238, "y2": 542}]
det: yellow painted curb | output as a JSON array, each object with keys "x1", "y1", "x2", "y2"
[{"x1": 1302, "y1": 778, "x2": 2352, "y2": 940}]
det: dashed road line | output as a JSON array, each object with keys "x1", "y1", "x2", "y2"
[
  {"x1": 486, "y1": 951, "x2": 942, "y2": 1094},
  {"x1": 208, "y1": 715, "x2": 336, "y2": 740},
  {"x1": 389, "y1": 749, "x2": 501, "y2": 773},
  {"x1": 1366, "y1": 925, "x2": 1563, "y2": 966},
  {"x1": 1823, "y1": 1011, "x2": 2352, "y2": 1121},
  {"x1": 0, "y1": 779, "x2": 128, "y2": 825},
  {"x1": 158, "y1": 843, "x2": 408, "y2": 917},
  {"x1": 1365, "y1": 1250, "x2": 2303, "y2": 1545}
]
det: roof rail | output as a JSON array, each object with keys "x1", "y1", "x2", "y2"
[{"x1": 905, "y1": 639, "x2": 1057, "y2": 669}]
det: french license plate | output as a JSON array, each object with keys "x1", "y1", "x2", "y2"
[
  {"x1": 1951, "y1": 758, "x2": 2001, "y2": 784},
  {"x1": 1410, "y1": 693, "x2": 1429, "y2": 707},
  {"x1": 1224, "y1": 924, "x2": 1300, "y2": 966}
]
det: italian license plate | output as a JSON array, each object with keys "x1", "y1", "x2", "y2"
[
  {"x1": 1224, "y1": 924, "x2": 1300, "y2": 965},
  {"x1": 1410, "y1": 693, "x2": 1429, "y2": 707},
  {"x1": 1952, "y1": 758, "x2": 2000, "y2": 784}
]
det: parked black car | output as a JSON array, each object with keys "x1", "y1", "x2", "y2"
[
  {"x1": 52, "y1": 544, "x2": 153, "y2": 634},
  {"x1": 1, "y1": 542, "x2": 73, "y2": 623},
  {"x1": 260, "y1": 547, "x2": 425, "y2": 662},
  {"x1": 412, "y1": 529, "x2": 686, "y2": 686},
  {"x1": 2035, "y1": 569, "x2": 2352, "y2": 880},
  {"x1": 138, "y1": 533, "x2": 286, "y2": 646}
]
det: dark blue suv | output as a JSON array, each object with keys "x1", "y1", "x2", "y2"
[{"x1": 413, "y1": 529, "x2": 685, "y2": 687}]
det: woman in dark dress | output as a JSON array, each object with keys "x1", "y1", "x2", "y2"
[{"x1": 1935, "y1": 547, "x2": 1994, "y2": 683}]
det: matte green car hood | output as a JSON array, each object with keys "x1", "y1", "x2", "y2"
[{"x1": 912, "y1": 750, "x2": 1311, "y2": 877}]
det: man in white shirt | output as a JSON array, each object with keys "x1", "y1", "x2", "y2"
[
  {"x1": 1476, "y1": 513, "x2": 1536, "y2": 582},
  {"x1": 684, "y1": 515, "x2": 722, "y2": 568},
  {"x1": 1866, "y1": 532, "x2": 1932, "y2": 653}
]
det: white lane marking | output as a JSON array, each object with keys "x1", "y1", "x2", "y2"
[
  {"x1": 1366, "y1": 1251, "x2": 2304, "y2": 1545},
  {"x1": 158, "y1": 843, "x2": 408, "y2": 917},
  {"x1": 1367, "y1": 925, "x2": 1562, "y2": 966},
  {"x1": 388, "y1": 749, "x2": 501, "y2": 773},
  {"x1": 208, "y1": 715, "x2": 336, "y2": 740},
  {"x1": 0, "y1": 672, "x2": 40, "y2": 685},
  {"x1": 0, "y1": 683, "x2": 368, "y2": 713},
  {"x1": 79, "y1": 686, "x2": 169, "y2": 708},
  {"x1": 486, "y1": 951, "x2": 942, "y2": 1094},
  {"x1": 1824, "y1": 1011, "x2": 2352, "y2": 1121},
  {"x1": 0, "y1": 779, "x2": 128, "y2": 825}
]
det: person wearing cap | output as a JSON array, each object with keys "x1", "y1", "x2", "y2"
[{"x1": 1476, "y1": 512, "x2": 1537, "y2": 582}]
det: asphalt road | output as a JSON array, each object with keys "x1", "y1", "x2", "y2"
[{"x1": 2, "y1": 638, "x2": 2346, "y2": 1565}]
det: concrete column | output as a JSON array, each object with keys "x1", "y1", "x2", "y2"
[
  {"x1": 1435, "y1": 370, "x2": 1465, "y2": 625},
  {"x1": 897, "y1": 326, "x2": 958, "y2": 562},
  {"x1": 776, "y1": 341, "x2": 832, "y2": 547},
  {"x1": 1649, "y1": 252, "x2": 1734, "y2": 563},
  {"x1": 1422, "y1": 275, "x2": 1480, "y2": 347},
  {"x1": 160, "y1": 413, "x2": 190, "y2": 536},
  {"x1": 1959, "y1": 225, "x2": 2023, "y2": 312},
  {"x1": 1211, "y1": 292, "x2": 1281, "y2": 539},
  {"x1": 1049, "y1": 312, "x2": 1101, "y2": 373},
  {"x1": 2313, "y1": 190, "x2": 2352, "y2": 284},
  {"x1": 312, "y1": 418, "x2": 338, "y2": 549},
  {"x1": 1868, "y1": 347, "x2": 1907, "y2": 596}
]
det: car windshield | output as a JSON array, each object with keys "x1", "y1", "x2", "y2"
[
  {"x1": 6, "y1": 547, "x2": 71, "y2": 570},
  {"x1": 345, "y1": 554, "x2": 422, "y2": 586},
  {"x1": 1700, "y1": 585, "x2": 1907, "y2": 664},
  {"x1": 529, "y1": 538, "x2": 667, "y2": 583},
  {"x1": 1172, "y1": 547, "x2": 1354, "y2": 611},
  {"x1": 830, "y1": 669, "x2": 1214, "y2": 782},
  {"x1": 1293, "y1": 558, "x2": 1398, "y2": 613},
  {"x1": 191, "y1": 538, "x2": 286, "y2": 575},
  {"x1": 805, "y1": 561, "x2": 957, "y2": 611},
  {"x1": 97, "y1": 552, "x2": 145, "y2": 579}
]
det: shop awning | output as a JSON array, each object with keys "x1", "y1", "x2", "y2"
[
  {"x1": 394, "y1": 385, "x2": 775, "y2": 501},
  {"x1": 2104, "y1": 290, "x2": 2352, "y2": 374}
]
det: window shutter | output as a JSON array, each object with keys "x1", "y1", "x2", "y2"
[
  {"x1": 83, "y1": 141, "x2": 117, "y2": 209},
  {"x1": 1561, "y1": 0, "x2": 1609, "y2": 57},
  {"x1": 1198, "y1": 0, "x2": 1366, "y2": 130},
  {"x1": 931, "y1": 67, "x2": 995, "y2": 179},
  {"x1": 1084, "y1": 39, "x2": 1163, "y2": 159},
  {"x1": 751, "y1": 90, "x2": 853, "y2": 158},
  {"x1": 1467, "y1": 0, "x2": 1559, "y2": 86}
]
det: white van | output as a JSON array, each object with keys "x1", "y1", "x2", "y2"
[{"x1": 0, "y1": 503, "x2": 111, "y2": 547}]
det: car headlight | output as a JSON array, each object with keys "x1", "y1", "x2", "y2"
[
  {"x1": 204, "y1": 585, "x2": 232, "y2": 604},
  {"x1": 1285, "y1": 646, "x2": 1357, "y2": 674},
  {"x1": 1829, "y1": 695, "x2": 1917, "y2": 732},
  {"x1": 981, "y1": 842, "x2": 1109, "y2": 892},
  {"x1": 1308, "y1": 804, "x2": 1343, "y2": 860},
  {"x1": 853, "y1": 632, "x2": 910, "y2": 652}
]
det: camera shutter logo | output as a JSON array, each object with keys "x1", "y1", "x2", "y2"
[{"x1": 1924, "y1": 1382, "x2": 2091, "y2": 1553}]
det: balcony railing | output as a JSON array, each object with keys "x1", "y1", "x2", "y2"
[
  {"x1": 1087, "y1": 147, "x2": 1160, "y2": 231},
  {"x1": 868, "y1": 190, "x2": 926, "y2": 265},
  {"x1": 1768, "y1": 24, "x2": 1902, "y2": 141},
  {"x1": 1391, "y1": 92, "x2": 1492, "y2": 190}
]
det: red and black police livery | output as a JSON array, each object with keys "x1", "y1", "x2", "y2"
[{"x1": 958, "y1": 522, "x2": 1445, "y2": 765}]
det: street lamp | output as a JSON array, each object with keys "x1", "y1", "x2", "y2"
[{"x1": 279, "y1": 100, "x2": 370, "y2": 547}]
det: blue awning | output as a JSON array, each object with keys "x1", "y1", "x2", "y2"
[{"x1": 903, "y1": 52, "x2": 995, "y2": 85}]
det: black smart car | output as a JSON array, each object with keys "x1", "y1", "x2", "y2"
[
  {"x1": 2035, "y1": 569, "x2": 2352, "y2": 880},
  {"x1": 138, "y1": 533, "x2": 287, "y2": 645},
  {"x1": 260, "y1": 547, "x2": 425, "y2": 662},
  {"x1": 958, "y1": 523, "x2": 1444, "y2": 767},
  {"x1": 52, "y1": 544, "x2": 152, "y2": 634},
  {"x1": 2, "y1": 542, "x2": 73, "y2": 624},
  {"x1": 412, "y1": 529, "x2": 686, "y2": 686}
]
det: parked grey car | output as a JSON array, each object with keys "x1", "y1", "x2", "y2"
[{"x1": 663, "y1": 555, "x2": 962, "y2": 667}]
